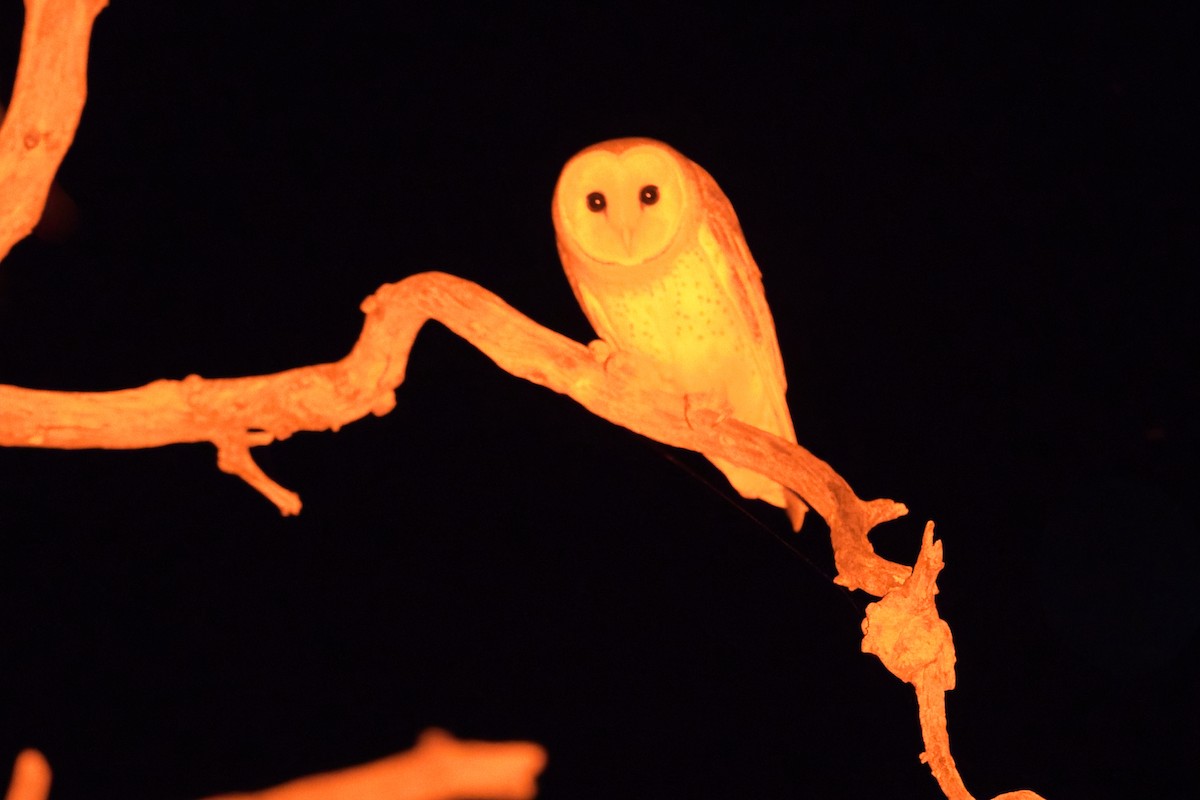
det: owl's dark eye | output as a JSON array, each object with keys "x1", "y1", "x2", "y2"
[
  {"x1": 639, "y1": 185, "x2": 660, "y2": 206},
  {"x1": 586, "y1": 192, "x2": 606, "y2": 212}
]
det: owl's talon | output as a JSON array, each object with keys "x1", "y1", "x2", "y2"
[
  {"x1": 590, "y1": 341, "x2": 654, "y2": 384},
  {"x1": 587, "y1": 339, "x2": 615, "y2": 364}
]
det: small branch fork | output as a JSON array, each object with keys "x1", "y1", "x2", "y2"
[{"x1": 0, "y1": 2, "x2": 1045, "y2": 798}]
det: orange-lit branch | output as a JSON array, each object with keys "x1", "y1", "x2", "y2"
[
  {"x1": 3, "y1": 731, "x2": 547, "y2": 800},
  {"x1": 0, "y1": 0, "x2": 105, "y2": 261},
  {"x1": 3, "y1": 750, "x2": 51, "y2": 800},
  {"x1": 202, "y1": 729, "x2": 547, "y2": 800}
]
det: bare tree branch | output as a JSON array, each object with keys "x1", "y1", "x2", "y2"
[
  {"x1": 0, "y1": 0, "x2": 106, "y2": 261},
  {"x1": 3, "y1": 731, "x2": 547, "y2": 800}
]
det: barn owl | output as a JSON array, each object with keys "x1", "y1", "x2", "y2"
[{"x1": 552, "y1": 138, "x2": 807, "y2": 531}]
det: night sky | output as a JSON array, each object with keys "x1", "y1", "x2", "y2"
[{"x1": 1, "y1": 4, "x2": 1196, "y2": 799}]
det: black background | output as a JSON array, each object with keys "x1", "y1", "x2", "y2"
[{"x1": 1, "y1": 3, "x2": 1196, "y2": 799}]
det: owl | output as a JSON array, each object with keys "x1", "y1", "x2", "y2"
[{"x1": 552, "y1": 138, "x2": 807, "y2": 531}]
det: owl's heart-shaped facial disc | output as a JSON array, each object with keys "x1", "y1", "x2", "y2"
[{"x1": 553, "y1": 140, "x2": 688, "y2": 266}]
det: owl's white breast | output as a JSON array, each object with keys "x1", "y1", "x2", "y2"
[{"x1": 596, "y1": 244, "x2": 758, "y2": 399}]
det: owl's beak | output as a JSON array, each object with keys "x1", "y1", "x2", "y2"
[{"x1": 612, "y1": 205, "x2": 639, "y2": 257}]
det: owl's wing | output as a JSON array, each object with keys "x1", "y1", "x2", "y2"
[
  {"x1": 693, "y1": 166, "x2": 791, "y2": 404},
  {"x1": 557, "y1": 240, "x2": 621, "y2": 345},
  {"x1": 694, "y1": 166, "x2": 807, "y2": 530}
]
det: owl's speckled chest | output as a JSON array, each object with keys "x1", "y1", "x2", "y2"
[{"x1": 599, "y1": 245, "x2": 751, "y2": 394}]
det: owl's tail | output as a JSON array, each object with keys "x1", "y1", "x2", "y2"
[
  {"x1": 784, "y1": 489, "x2": 809, "y2": 532},
  {"x1": 708, "y1": 456, "x2": 808, "y2": 532}
]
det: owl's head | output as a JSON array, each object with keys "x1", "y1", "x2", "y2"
[{"x1": 552, "y1": 138, "x2": 697, "y2": 269}]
